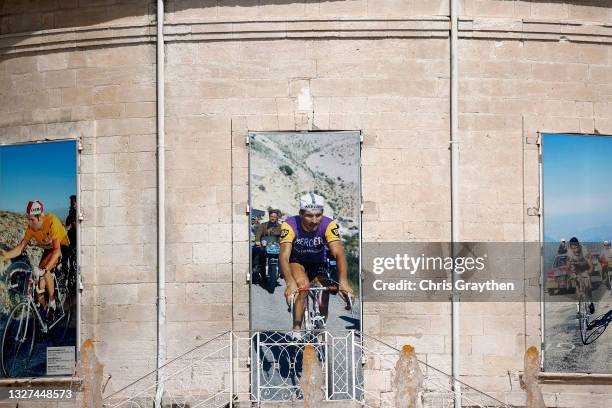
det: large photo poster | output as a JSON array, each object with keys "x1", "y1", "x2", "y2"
[
  {"x1": 543, "y1": 133, "x2": 612, "y2": 373},
  {"x1": 249, "y1": 132, "x2": 361, "y2": 401},
  {"x1": 0, "y1": 140, "x2": 77, "y2": 378}
]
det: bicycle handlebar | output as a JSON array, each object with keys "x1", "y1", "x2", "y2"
[{"x1": 291, "y1": 284, "x2": 354, "y2": 310}]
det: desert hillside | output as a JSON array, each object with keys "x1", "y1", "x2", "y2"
[{"x1": 251, "y1": 133, "x2": 360, "y2": 235}]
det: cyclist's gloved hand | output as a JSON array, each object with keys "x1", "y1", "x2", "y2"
[
  {"x1": 338, "y1": 279, "x2": 355, "y2": 303},
  {"x1": 285, "y1": 281, "x2": 298, "y2": 307},
  {"x1": 33, "y1": 267, "x2": 45, "y2": 279}
]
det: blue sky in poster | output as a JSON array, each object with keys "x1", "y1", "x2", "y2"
[
  {"x1": 0, "y1": 141, "x2": 76, "y2": 221},
  {"x1": 543, "y1": 133, "x2": 612, "y2": 242}
]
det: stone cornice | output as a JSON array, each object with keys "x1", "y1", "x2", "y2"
[
  {"x1": 461, "y1": 17, "x2": 612, "y2": 43},
  {"x1": 1, "y1": 17, "x2": 611, "y2": 54}
]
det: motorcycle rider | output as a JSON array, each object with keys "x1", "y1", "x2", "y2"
[
  {"x1": 255, "y1": 209, "x2": 282, "y2": 247},
  {"x1": 280, "y1": 193, "x2": 354, "y2": 331},
  {"x1": 254, "y1": 209, "x2": 282, "y2": 277}
]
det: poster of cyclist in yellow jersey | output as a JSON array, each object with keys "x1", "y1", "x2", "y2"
[
  {"x1": 0, "y1": 140, "x2": 78, "y2": 378},
  {"x1": 543, "y1": 133, "x2": 612, "y2": 374},
  {"x1": 249, "y1": 131, "x2": 362, "y2": 401}
]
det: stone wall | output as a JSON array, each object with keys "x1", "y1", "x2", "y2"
[{"x1": 0, "y1": 42, "x2": 158, "y2": 386}]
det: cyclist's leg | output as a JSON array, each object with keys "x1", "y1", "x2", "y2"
[
  {"x1": 44, "y1": 271, "x2": 55, "y2": 303},
  {"x1": 585, "y1": 275, "x2": 592, "y2": 301},
  {"x1": 36, "y1": 275, "x2": 47, "y2": 309},
  {"x1": 39, "y1": 251, "x2": 57, "y2": 303},
  {"x1": 289, "y1": 263, "x2": 309, "y2": 330},
  {"x1": 319, "y1": 290, "x2": 330, "y2": 320}
]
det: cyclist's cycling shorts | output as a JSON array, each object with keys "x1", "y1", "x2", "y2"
[
  {"x1": 40, "y1": 246, "x2": 70, "y2": 274},
  {"x1": 291, "y1": 262, "x2": 329, "y2": 282}
]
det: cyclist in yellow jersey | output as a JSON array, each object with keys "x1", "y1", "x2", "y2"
[
  {"x1": 280, "y1": 193, "x2": 354, "y2": 331},
  {"x1": 0, "y1": 200, "x2": 69, "y2": 321}
]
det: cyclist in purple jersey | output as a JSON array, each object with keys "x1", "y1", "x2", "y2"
[{"x1": 279, "y1": 193, "x2": 354, "y2": 331}]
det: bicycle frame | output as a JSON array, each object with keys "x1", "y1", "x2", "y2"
[
  {"x1": 290, "y1": 282, "x2": 354, "y2": 333},
  {"x1": 22, "y1": 273, "x2": 68, "y2": 334}
]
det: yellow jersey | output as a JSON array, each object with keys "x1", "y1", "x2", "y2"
[{"x1": 23, "y1": 213, "x2": 69, "y2": 249}]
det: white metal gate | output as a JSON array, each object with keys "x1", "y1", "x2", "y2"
[{"x1": 102, "y1": 330, "x2": 515, "y2": 408}]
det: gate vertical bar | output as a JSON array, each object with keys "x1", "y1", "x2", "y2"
[
  {"x1": 351, "y1": 330, "x2": 356, "y2": 401},
  {"x1": 324, "y1": 331, "x2": 329, "y2": 400},
  {"x1": 229, "y1": 332, "x2": 234, "y2": 407},
  {"x1": 256, "y1": 332, "x2": 261, "y2": 403}
]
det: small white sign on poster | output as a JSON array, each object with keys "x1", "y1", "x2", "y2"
[{"x1": 47, "y1": 346, "x2": 76, "y2": 376}]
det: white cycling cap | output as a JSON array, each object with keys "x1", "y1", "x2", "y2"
[
  {"x1": 604, "y1": 240, "x2": 610, "y2": 246},
  {"x1": 560, "y1": 238, "x2": 565, "y2": 242},
  {"x1": 300, "y1": 193, "x2": 325, "y2": 211},
  {"x1": 26, "y1": 200, "x2": 44, "y2": 216}
]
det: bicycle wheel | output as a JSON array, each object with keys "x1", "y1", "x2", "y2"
[
  {"x1": 1, "y1": 301, "x2": 37, "y2": 378},
  {"x1": 578, "y1": 294, "x2": 590, "y2": 345}
]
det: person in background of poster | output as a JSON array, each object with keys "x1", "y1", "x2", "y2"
[
  {"x1": 280, "y1": 193, "x2": 354, "y2": 331},
  {"x1": 66, "y1": 195, "x2": 77, "y2": 250},
  {"x1": 0, "y1": 200, "x2": 69, "y2": 322}
]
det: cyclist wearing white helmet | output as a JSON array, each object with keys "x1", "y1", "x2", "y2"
[
  {"x1": 279, "y1": 193, "x2": 354, "y2": 331},
  {"x1": 0, "y1": 200, "x2": 69, "y2": 322}
]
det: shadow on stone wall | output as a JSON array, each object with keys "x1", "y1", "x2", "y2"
[{"x1": 1, "y1": 1, "x2": 607, "y2": 36}]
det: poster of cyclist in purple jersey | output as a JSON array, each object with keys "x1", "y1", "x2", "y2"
[
  {"x1": 248, "y1": 131, "x2": 362, "y2": 401},
  {"x1": 542, "y1": 133, "x2": 612, "y2": 374},
  {"x1": 0, "y1": 140, "x2": 78, "y2": 379}
]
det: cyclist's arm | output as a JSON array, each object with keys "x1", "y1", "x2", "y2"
[
  {"x1": 0, "y1": 238, "x2": 28, "y2": 262},
  {"x1": 328, "y1": 240, "x2": 348, "y2": 289},
  {"x1": 39, "y1": 238, "x2": 62, "y2": 273},
  {"x1": 279, "y1": 243, "x2": 295, "y2": 286}
]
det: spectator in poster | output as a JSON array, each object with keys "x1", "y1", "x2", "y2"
[
  {"x1": 557, "y1": 238, "x2": 567, "y2": 254},
  {"x1": 0, "y1": 200, "x2": 69, "y2": 322},
  {"x1": 66, "y1": 194, "x2": 77, "y2": 250}
]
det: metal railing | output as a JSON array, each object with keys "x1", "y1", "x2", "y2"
[{"x1": 102, "y1": 330, "x2": 515, "y2": 408}]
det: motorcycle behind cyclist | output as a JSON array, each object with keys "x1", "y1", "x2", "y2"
[{"x1": 254, "y1": 209, "x2": 282, "y2": 292}]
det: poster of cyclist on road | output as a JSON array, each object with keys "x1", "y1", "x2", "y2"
[
  {"x1": 248, "y1": 131, "x2": 362, "y2": 401},
  {"x1": 542, "y1": 133, "x2": 612, "y2": 374},
  {"x1": 0, "y1": 140, "x2": 78, "y2": 378}
]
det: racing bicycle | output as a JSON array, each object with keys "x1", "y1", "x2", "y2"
[
  {"x1": 572, "y1": 272, "x2": 594, "y2": 345},
  {"x1": 1, "y1": 262, "x2": 73, "y2": 377},
  {"x1": 289, "y1": 277, "x2": 353, "y2": 342}
]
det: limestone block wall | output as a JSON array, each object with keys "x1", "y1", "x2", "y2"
[
  {"x1": 462, "y1": 0, "x2": 612, "y2": 21},
  {"x1": 458, "y1": 36, "x2": 612, "y2": 404},
  {"x1": 0, "y1": 41, "x2": 158, "y2": 387},
  {"x1": 0, "y1": 0, "x2": 153, "y2": 34}
]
